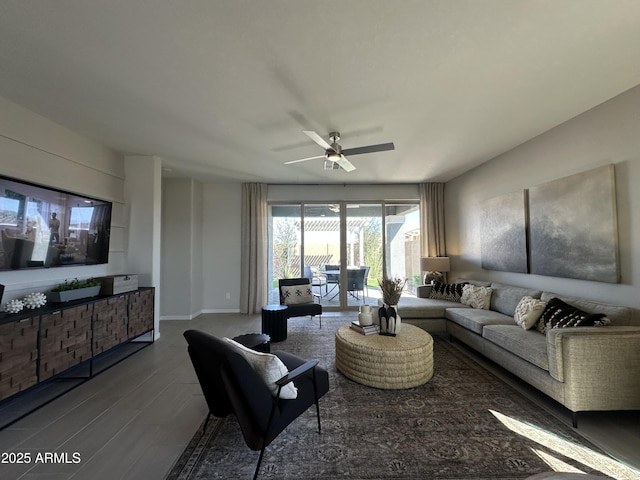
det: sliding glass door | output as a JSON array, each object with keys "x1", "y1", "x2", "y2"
[
  {"x1": 303, "y1": 204, "x2": 341, "y2": 305},
  {"x1": 344, "y1": 204, "x2": 383, "y2": 307},
  {"x1": 269, "y1": 201, "x2": 420, "y2": 309},
  {"x1": 269, "y1": 205, "x2": 301, "y2": 304}
]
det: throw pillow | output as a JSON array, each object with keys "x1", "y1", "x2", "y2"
[
  {"x1": 428, "y1": 282, "x2": 466, "y2": 302},
  {"x1": 223, "y1": 337, "x2": 298, "y2": 399},
  {"x1": 461, "y1": 284, "x2": 493, "y2": 309},
  {"x1": 514, "y1": 296, "x2": 547, "y2": 330},
  {"x1": 536, "y1": 297, "x2": 611, "y2": 335},
  {"x1": 280, "y1": 285, "x2": 313, "y2": 305}
]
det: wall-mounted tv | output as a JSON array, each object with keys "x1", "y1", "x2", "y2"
[{"x1": 0, "y1": 174, "x2": 112, "y2": 271}]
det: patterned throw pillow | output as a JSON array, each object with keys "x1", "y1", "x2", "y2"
[
  {"x1": 536, "y1": 297, "x2": 611, "y2": 335},
  {"x1": 280, "y1": 285, "x2": 313, "y2": 305},
  {"x1": 223, "y1": 337, "x2": 298, "y2": 399},
  {"x1": 461, "y1": 284, "x2": 493, "y2": 309},
  {"x1": 428, "y1": 282, "x2": 466, "y2": 302},
  {"x1": 514, "y1": 296, "x2": 547, "y2": 330}
]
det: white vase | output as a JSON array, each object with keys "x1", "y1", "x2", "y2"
[
  {"x1": 358, "y1": 312, "x2": 373, "y2": 326},
  {"x1": 358, "y1": 304, "x2": 373, "y2": 326}
]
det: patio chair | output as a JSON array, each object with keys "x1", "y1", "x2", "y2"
[
  {"x1": 303, "y1": 266, "x2": 327, "y2": 298},
  {"x1": 279, "y1": 277, "x2": 323, "y2": 327},
  {"x1": 362, "y1": 265, "x2": 371, "y2": 297},
  {"x1": 323, "y1": 264, "x2": 340, "y2": 294},
  {"x1": 183, "y1": 329, "x2": 330, "y2": 480},
  {"x1": 346, "y1": 267, "x2": 367, "y2": 302}
]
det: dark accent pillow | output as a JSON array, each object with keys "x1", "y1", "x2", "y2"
[
  {"x1": 536, "y1": 297, "x2": 610, "y2": 335},
  {"x1": 428, "y1": 282, "x2": 466, "y2": 302}
]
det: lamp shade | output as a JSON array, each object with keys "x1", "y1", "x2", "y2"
[{"x1": 420, "y1": 257, "x2": 450, "y2": 273}]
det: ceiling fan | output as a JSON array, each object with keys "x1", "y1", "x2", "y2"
[{"x1": 284, "y1": 131, "x2": 394, "y2": 172}]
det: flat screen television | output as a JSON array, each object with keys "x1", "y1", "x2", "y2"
[{"x1": 0, "y1": 174, "x2": 112, "y2": 271}]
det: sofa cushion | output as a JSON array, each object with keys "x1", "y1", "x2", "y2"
[
  {"x1": 428, "y1": 282, "x2": 466, "y2": 302},
  {"x1": 541, "y1": 292, "x2": 639, "y2": 327},
  {"x1": 490, "y1": 283, "x2": 543, "y2": 317},
  {"x1": 514, "y1": 296, "x2": 547, "y2": 330},
  {"x1": 461, "y1": 284, "x2": 493, "y2": 309},
  {"x1": 536, "y1": 297, "x2": 610, "y2": 335},
  {"x1": 482, "y1": 325, "x2": 549, "y2": 371},
  {"x1": 445, "y1": 308, "x2": 514, "y2": 335},
  {"x1": 390, "y1": 296, "x2": 470, "y2": 319}
]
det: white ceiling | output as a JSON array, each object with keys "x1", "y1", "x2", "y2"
[{"x1": 1, "y1": 1, "x2": 639, "y2": 184}]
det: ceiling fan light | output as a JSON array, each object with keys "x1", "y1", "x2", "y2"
[
  {"x1": 326, "y1": 152, "x2": 341, "y2": 162},
  {"x1": 324, "y1": 159, "x2": 340, "y2": 170}
]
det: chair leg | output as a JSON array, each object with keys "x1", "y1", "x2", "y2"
[
  {"x1": 253, "y1": 446, "x2": 267, "y2": 480},
  {"x1": 312, "y1": 367, "x2": 322, "y2": 434},
  {"x1": 315, "y1": 401, "x2": 322, "y2": 434},
  {"x1": 255, "y1": 396, "x2": 280, "y2": 479},
  {"x1": 203, "y1": 412, "x2": 212, "y2": 431}
]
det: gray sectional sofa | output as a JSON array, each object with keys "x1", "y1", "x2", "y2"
[{"x1": 392, "y1": 280, "x2": 640, "y2": 426}]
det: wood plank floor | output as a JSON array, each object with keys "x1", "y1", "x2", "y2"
[{"x1": 0, "y1": 312, "x2": 638, "y2": 480}]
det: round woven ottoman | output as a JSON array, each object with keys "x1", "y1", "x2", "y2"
[{"x1": 335, "y1": 323, "x2": 434, "y2": 389}]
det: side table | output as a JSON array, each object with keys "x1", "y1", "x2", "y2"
[
  {"x1": 261, "y1": 304, "x2": 288, "y2": 342},
  {"x1": 232, "y1": 333, "x2": 271, "y2": 353}
]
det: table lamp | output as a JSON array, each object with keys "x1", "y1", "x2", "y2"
[{"x1": 420, "y1": 257, "x2": 450, "y2": 284}]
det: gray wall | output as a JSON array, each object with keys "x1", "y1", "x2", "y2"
[
  {"x1": 202, "y1": 183, "x2": 242, "y2": 313},
  {"x1": 161, "y1": 178, "x2": 203, "y2": 319},
  {"x1": 445, "y1": 85, "x2": 640, "y2": 307}
]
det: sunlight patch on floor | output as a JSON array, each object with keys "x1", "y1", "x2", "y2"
[
  {"x1": 490, "y1": 409, "x2": 640, "y2": 480},
  {"x1": 532, "y1": 448, "x2": 585, "y2": 474}
]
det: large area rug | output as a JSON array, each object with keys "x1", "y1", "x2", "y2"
[{"x1": 167, "y1": 316, "x2": 635, "y2": 480}]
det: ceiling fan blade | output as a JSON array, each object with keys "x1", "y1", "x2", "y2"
[
  {"x1": 284, "y1": 155, "x2": 325, "y2": 165},
  {"x1": 341, "y1": 142, "x2": 395, "y2": 157},
  {"x1": 336, "y1": 155, "x2": 356, "y2": 172},
  {"x1": 304, "y1": 130, "x2": 334, "y2": 150}
]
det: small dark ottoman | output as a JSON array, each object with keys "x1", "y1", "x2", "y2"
[
  {"x1": 261, "y1": 304, "x2": 288, "y2": 342},
  {"x1": 232, "y1": 333, "x2": 271, "y2": 353}
]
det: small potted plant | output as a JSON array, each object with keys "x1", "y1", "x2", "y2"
[
  {"x1": 378, "y1": 276, "x2": 406, "y2": 306},
  {"x1": 48, "y1": 277, "x2": 102, "y2": 303}
]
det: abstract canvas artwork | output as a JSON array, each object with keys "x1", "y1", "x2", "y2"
[
  {"x1": 528, "y1": 164, "x2": 619, "y2": 283},
  {"x1": 481, "y1": 191, "x2": 528, "y2": 273}
]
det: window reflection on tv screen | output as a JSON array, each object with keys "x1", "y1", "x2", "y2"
[{"x1": 0, "y1": 175, "x2": 112, "y2": 270}]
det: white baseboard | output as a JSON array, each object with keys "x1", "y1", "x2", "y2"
[
  {"x1": 160, "y1": 308, "x2": 240, "y2": 321},
  {"x1": 160, "y1": 309, "x2": 203, "y2": 321},
  {"x1": 201, "y1": 308, "x2": 241, "y2": 314}
]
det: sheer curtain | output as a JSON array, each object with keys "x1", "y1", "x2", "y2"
[
  {"x1": 240, "y1": 183, "x2": 268, "y2": 314},
  {"x1": 419, "y1": 183, "x2": 446, "y2": 257}
]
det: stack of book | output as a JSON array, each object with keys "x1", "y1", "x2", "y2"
[{"x1": 350, "y1": 320, "x2": 380, "y2": 335}]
